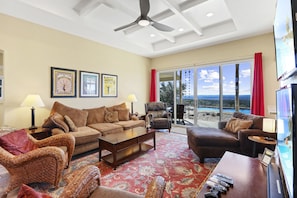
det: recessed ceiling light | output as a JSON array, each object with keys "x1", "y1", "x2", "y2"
[
  {"x1": 150, "y1": 34, "x2": 156, "y2": 37},
  {"x1": 206, "y1": 12, "x2": 214, "y2": 17},
  {"x1": 178, "y1": 28, "x2": 184, "y2": 32}
]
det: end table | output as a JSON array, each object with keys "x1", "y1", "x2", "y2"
[
  {"x1": 25, "y1": 127, "x2": 51, "y2": 140},
  {"x1": 248, "y1": 135, "x2": 277, "y2": 157}
]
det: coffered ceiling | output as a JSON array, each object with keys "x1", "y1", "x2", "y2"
[{"x1": 0, "y1": 0, "x2": 276, "y2": 58}]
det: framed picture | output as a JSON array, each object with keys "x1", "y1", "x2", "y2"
[
  {"x1": 261, "y1": 148, "x2": 274, "y2": 166},
  {"x1": 79, "y1": 71, "x2": 99, "y2": 97},
  {"x1": 51, "y1": 67, "x2": 77, "y2": 98},
  {"x1": 101, "y1": 74, "x2": 118, "y2": 97}
]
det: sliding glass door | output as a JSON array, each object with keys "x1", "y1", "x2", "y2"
[{"x1": 158, "y1": 60, "x2": 252, "y2": 128}]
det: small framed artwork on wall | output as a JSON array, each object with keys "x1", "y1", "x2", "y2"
[
  {"x1": 101, "y1": 74, "x2": 118, "y2": 97},
  {"x1": 51, "y1": 67, "x2": 77, "y2": 98},
  {"x1": 79, "y1": 71, "x2": 100, "y2": 97}
]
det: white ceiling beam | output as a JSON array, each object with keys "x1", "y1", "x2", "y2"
[
  {"x1": 73, "y1": 0, "x2": 103, "y2": 16},
  {"x1": 160, "y1": 0, "x2": 203, "y2": 36}
]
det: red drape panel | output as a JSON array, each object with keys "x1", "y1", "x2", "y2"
[
  {"x1": 150, "y1": 69, "x2": 157, "y2": 102},
  {"x1": 251, "y1": 52, "x2": 265, "y2": 116}
]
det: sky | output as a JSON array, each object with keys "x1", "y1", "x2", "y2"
[{"x1": 182, "y1": 61, "x2": 251, "y2": 96}]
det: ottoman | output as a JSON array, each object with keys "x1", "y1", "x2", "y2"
[{"x1": 186, "y1": 126, "x2": 240, "y2": 162}]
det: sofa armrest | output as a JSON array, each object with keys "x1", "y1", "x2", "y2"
[
  {"x1": 145, "y1": 176, "x2": 165, "y2": 198},
  {"x1": 238, "y1": 129, "x2": 277, "y2": 156}
]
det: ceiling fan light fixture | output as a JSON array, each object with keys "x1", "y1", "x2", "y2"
[{"x1": 138, "y1": 19, "x2": 150, "y2": 26}]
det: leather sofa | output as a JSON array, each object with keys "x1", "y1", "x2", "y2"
[
  {"x1": 42, "y1": 101, "x2": 145, "y2": 156},
  {"x1": 187, "y1": 112, "x2": 277, "y2": 162}
]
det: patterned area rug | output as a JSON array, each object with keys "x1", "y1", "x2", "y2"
[{"x1": 0, "y1": 132, "x2": 218, "y2": 198}]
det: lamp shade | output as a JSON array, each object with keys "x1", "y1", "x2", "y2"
[
  {"x1": 21, "y1": 94, "x2": 45, "y2": 107},
  {"x1": 262, "y1": 118, "x2": 276, "y2": 133},
  {"x1": 127, "y1": 94, "x2": 137, "y2": 102}
]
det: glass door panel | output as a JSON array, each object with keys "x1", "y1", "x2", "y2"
[{"x1": 196, "y1": 66, "x2": 220, "y2": 127}]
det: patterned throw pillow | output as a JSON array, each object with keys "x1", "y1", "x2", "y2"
[
  {"x1": 0, "y1": 129, "x2": 38, "y2": 155},
  {"x1": 51, "y1": 113, "x2": 69, "y2": 132},
  {"x1": 17, "y1": 184, "x2": 52, "y2": 198},
  {"x1": 104, "y1": 111, "x2": 119, "y2": 123}
]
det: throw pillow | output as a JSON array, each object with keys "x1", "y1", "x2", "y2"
[
  {"x1": 64, "y1": 115, "x2": 78, "y2": 132},
  {"x1": 17, "y1": 184, "x2": 52, "y2": 198},
  {"x1": 0, "y1": 129, "x2": 37, "y2": 155},
  {"x1": 131, "y1": 115, "x2": 139, "y2": 121},
  {"x1": 115, "y1": 108, "x2": 130, "y2": 121},
  {"x1": 224, "y1": 118, "x2": 253, "y2": 133},
  {"x1": 51, "y1": 113, "x2": 69, "y2": 132},
  {"x1": 104, "y1": 111, "x2": 119, "y2": 123}
]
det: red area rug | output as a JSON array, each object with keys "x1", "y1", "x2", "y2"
[{"x1": 0, "y1": 132, "x2": 218, "y2": 198}]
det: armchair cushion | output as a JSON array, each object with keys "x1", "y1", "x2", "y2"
[
  {"x1": 17, "y1": 184, "x2": 52, "y2": 198},
  {"x1": 0, "y1": 129, "x2": 37, "y2": 155},
  {"x1": 148, "y1": 110, "x2": 167, "y2": 118}
]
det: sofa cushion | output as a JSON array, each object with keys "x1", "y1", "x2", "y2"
[
  {"x1": 104, "y1": 111, "x2": 119, "y2": 123},
  {"x1": 224, "y1": 118, "x2": 253, "y2": 133},
  {"x1": 50, "y1": 102, "x2": 88, "y2": 127},
  {"x1": 69, "y1": 126, "x2": 101, "y2": 145},
  {"x1": 115, "y1": 120, "x2": 145, "y2": 130},
  {"x1": 88, "y1": 123, "x2": 123, "y2": 136},
  {"x1": 115, "y1": 108, "x2": 130, "y2": 121},
  {"x1": 64, "y1": 115, "x2": 78, "y2": 132},
  {"x1": 106, "y1": 102, "x2": 127, "y2": 112},
  {"x1": 84, "y1": 106, "x2": 106, "y2": 125},
  {"x1": 0, "y1": 129, "x2": 38, "y2": 155}
]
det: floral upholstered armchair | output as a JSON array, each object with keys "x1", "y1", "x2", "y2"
[
  {"x1": 0, "y1": 129, "x2": 75, "y2": 194},
  {"x1": 145, "y1": 102, "x2": 172, "y2": 132},
  {"x1": 60, "y1": 165, "x2": 165, "y2": 198}
]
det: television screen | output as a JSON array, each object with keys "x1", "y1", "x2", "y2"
[
  {"x1": 276, "y1": 86, "x2": 294, "y2": 198},
  {"x1": 273, "y1": 0, "x2": 296, "y2": 80}
]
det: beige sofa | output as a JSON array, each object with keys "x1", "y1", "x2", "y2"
[{"x1": 42, "y1": 101, "x2": 145, "y2": 156}]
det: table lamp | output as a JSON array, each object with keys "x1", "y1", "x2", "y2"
[
  {"x1": 127, "y1": 94, "x2": 137, "y2": 114},
  {"x1": 262, "y1": 118, "x2": 276, "y2": 141},
  {"x1": 21, "y1": 94, "x2": 45, "y2": 130}
]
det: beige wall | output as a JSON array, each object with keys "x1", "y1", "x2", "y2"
[
  {"x1": 0, "y1": 14, "x2": 150, "y2": 129},
  {"x1": 0, "y1": 13, "x2": 280, "y2": 129},
  {"x1": 151, "y1": 33, "x2": 280, "y2": 117}
]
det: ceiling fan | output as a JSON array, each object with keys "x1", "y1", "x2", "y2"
[{"x1": 114, "y1": 0, "x2": 174, "y2": 32}]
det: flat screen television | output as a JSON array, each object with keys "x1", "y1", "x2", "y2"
[
  {"x1": 276, "y1": 84, "x2": 297, "y2": 198},
  {"x1": 273, "y1": 0, "x2": 297, "y2": 80}
]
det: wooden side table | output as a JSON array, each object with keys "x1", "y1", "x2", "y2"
[
  {"x1": 248, "y1": 135, "x2": 277, "y2": 157},
  {"x1": 25, "y1": 127, "x2": 51, "y2": 140}
]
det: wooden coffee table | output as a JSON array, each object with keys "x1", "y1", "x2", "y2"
[{"x1": 98, "y1": 127, "x2": 156, "y2": 169}]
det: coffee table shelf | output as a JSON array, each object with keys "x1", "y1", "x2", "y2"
[
  {"x1": 101, "y1": 143, "x2": 153, "y2": 167},
  {"x1": 98, "y1": 127, "x2": 156, "y2": 169}
]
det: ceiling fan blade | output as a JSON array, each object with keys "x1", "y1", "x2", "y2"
[
  {"x1": 150, "y1": 20, "x2": 174, "y2": 32},
  {"x1": 140, "y1": 0, "x2": 150, "y2": 17},
  {"x1": 114, "y1": 21, "x2": 138, "y2": 31}
]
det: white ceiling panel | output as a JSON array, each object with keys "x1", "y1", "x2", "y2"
[{"x1": 0, "y1": 0, "x2": 276, "y2": 58}]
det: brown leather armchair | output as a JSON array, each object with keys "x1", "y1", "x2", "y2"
[
  {"x1": 60, "y1": 165, "x2": 165, "y2": 198},
  {"x1": 145, "y1": 102, "x2": 172, "y2": 132},
  {"x1": 0, "y1": 132, "x2": 75, "y2": 194}
]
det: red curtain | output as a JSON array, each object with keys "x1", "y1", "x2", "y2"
[
  {"x1": 150, "y1": 69, "x2": 157, "y2": 102},
  {"x1": 251, "y1": 52, "x2": 265, "y2": 116}
]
